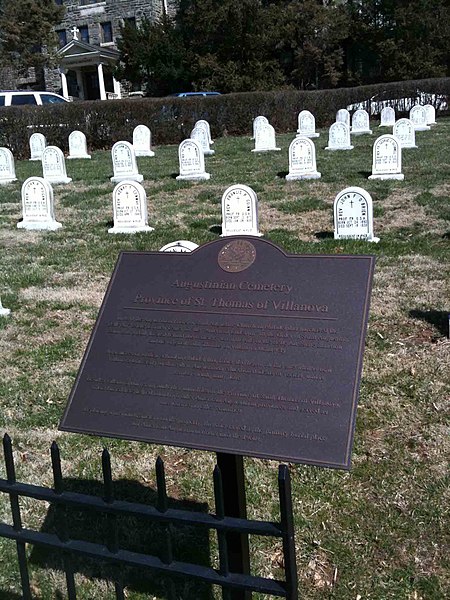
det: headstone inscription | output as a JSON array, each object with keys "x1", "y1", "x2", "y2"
[
  {"x1": 368, "y1": 134, "x2": 404, "y2": 180},
  {"x1": 296, "y1": 110, "x2": 320, "y2": 138},
  {"x1": 176, "y1": 139, "x2": 210, "y2": 181},
  {"x1": 132, "y1": 125, "x2": 155, "y2": 157},
  {"x1": 286, "y1": 136, "x2": 321, "y2": 180},
  {"x1": 160, "y1": 240, "x2": 199, "y2": 252},
  {"x1": 195, "y1": 119, "x2": 214, "y2": 144},
  {"x1": 252, "y1": 116, "x2": 269, "y2": 139},
  {"x1": 221, "y1": 184, "x2": 262, "y2": 237},
  {"x1": 68, "y1": 130, "x2": 91, "y2": 159},
  {"x1": 42, "y1": 146, "x2": 72, "y2": 184},
  {"x1": 190, "y1": 125, "x2": 215, "y2": 155},
  {"x1": 17, "y1": 177, "x2": 62, "y2": 231},
  {"x1": 0, "y1": 148, "x2": 17, "y2": 184},
  {"x1": 0, "y1": 297, "x2": 11, "y2": 317},
  {"x1": 336, "y1": 109, "x2": 350, "y2": 127},
  {"x1": 252, "y1": 123, "x2": 280, "y2": 152},
  {"x1": 393, "y1": 118, "x2": 417, "y2": 149},
  {"x1": 334, "y1": 186, "x2": 379, "y2": 243},
  {"x1": 111, "y1": 141, "x2": 143, "y2": 183},
  {"x1": 409, "y1": 105, "x2": 430, "y2": 131},
  {"x1": 351, "y1": 109, "x2": 372, "y2": 135},
  {"x1": 423, "y1": 104, "x2": 436, "y2": 126},
  {"x1": 108, "y1": 180, "x2": 154, "y2": 234},
  {"x1": 29, "y1": 133, "x2": 46, "y2": 161},
  {"x1": 379, "y1": 107, "x2": 395, "y2": 127},
  {"x1": 325, "y1": 122, "x2": 353, "y2": 151},
  {"x1": 60, "y1": 236, "x2": 375, "y2": 470}
]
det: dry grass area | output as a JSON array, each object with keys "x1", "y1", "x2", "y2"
[{"x1": 0, "y1": 118, "x2": 449, "y2": 599}]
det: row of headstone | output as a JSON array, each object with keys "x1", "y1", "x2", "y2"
[
  {"x1": 252, "y1": 116, "x2": 281, "y2": 153},
  {"x1": 191, "y1": 121, "x2": 214, "y2": 155},
  {"x1": 30, "y1": 131, "x2": 91, "y2": 161},
  {"x1": 379, "y1": 105, "x2": 435, "y2": 129}
]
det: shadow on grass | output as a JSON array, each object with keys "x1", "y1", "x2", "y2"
[
  {"x1": 358, "y1": 170, "x2": 372, "y2": 178},
  {"x1": 209, "y1": 224, "x2": 222, "y2": 234},
  {"x1": 409, "y1": 309, "x2": 449, "y2": 337},
  {"x1": 29, "y1": 478, "x2": 213, "y2": 600},
  {"x1": 315, "y1": 231, "x2": 334, "y2": 239},
  {"x1": 276, "y1": 171, "x2": 289, "y2": 179},
  {"x1": 0, "y1": 592, "x2": 23, "y2": 600}
]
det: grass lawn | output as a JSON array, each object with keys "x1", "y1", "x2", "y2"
[{"x1": 0, "y1": 117, "x2": 449, "y2": 599}]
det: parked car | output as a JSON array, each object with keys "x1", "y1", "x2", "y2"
[
  {"x1": 170, "y1": 91, "x2": 221, "y2": 98},
  {"x1": 0, "y1": 91, "x2": 70, "y2": 107}
]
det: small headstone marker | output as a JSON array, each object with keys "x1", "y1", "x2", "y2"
[
  {"x1": 409, "y1": 105, "x2": 430, "y2": 131},
  {"x1": 0, "y1": 148, "x2": 17, "y2": 184},
  {"x1": 423, "y1": 104, "x2": 437, "y2": 126},
  {"x1": 17, "y1": 176, "x2": 62, "y2": 231},
  {"x1": 42, "y1": 146, "x2": 72, "y2": 184},
  {"x1": 334, "y1": 186, "x2": 379, "y2": 243},
  {"x1": 393, "y1": 118, "x2": 417, "y2": 149},
  {"x1": 336, "y1": 109, "x2": 350, "y2": 127},
  {"x1": 176, "y1": 139, "x2": 210, "y2": 181},
  {"x1": 195, "y1": 119, "x2": 214, "y2": 144},
  {"x1": 29, "y1": 133, "x2": 46, "y2": 161},
  {"x1": 160, "y1": 240, "x2": 199, "y2": 252},
  {"x1": 368, "y1": 134, "x2": 404, "y2": 180},
  {"x1": 111, "y1": 141, "x2": 143, "y2": 183},
  {"x1": 191, "y1": 125, "x2": 215, "y2": 155},
  {"x1": 67, "y1": 130, "x2": 91, "y2": 159},
  {"x1": 351, "y1": 109, "x2": 372, "y2": 135},
  {"x1": 0, "y1": 297, "x2": 11, "y2": 317},
  {"x1": 108, "y1": 180, "x2": 154, "y2": 234},
  {"x1": 132, "y1": 125, "x2": 155, "y2": 157},
  {"x1": 252, "y1": 123, "x2": 280, "y2": 152},
  {"x1": 252, "y1": 116, "x2": 269, "y2": 139},
  {"x1": 221, "y1": 184, "x2": 262, "y2": 237},
  {"x1": 325, "y1": 122, "x2": 353, "y2": 151},
  {"x1": 286, "y1": 136, "x2": 321, "y2": 180},
  {"x1": 379, "y1": 107, "x2": 395, "y2": 127},
  {"x1": 296, "y1": 110, "x2": 319, "y2": 138}
]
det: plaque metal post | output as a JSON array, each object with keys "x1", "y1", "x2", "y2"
[{"x1": 216, "y1": 452, "x2": 251, "y2": 600}]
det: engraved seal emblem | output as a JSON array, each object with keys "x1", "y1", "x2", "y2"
[{"x1": 218, "y1": 239, "x2": 256, "y2": 273}]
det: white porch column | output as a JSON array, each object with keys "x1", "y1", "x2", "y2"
[
  {"x1": 60, "y1": 69, "x2": 69, "y2": 99},
  {"x1": 113, "y1": 76, "x2": 122, "y2": 99},
  {"x1": 75, "y1": 69, "x2": 84, "y2": 100},
  {"x1": 97, "y1": 62, "x2": 107, "y2": 100}
]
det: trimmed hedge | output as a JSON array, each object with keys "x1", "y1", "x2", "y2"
[{"x1": 1, "y1": 77, "x2": 449, "y2": 160}]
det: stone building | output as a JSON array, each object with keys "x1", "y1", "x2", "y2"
[{"x1": 45, "y1": 1, "x2": 174, "y2": 100}]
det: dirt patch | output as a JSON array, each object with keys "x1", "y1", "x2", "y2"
[
  {"x1": 260, "y1": 205, "x2": 332, "y2": 239},
  {"x1": 20, "y1": 282, "x2": 106, "y2": 306}
]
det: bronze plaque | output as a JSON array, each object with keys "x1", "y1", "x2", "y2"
[{"x1": 60, "y1": 237, "x2": 375, "y2": 469}]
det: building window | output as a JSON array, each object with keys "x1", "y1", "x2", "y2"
[
  {"x1": 57, "y1": 30, "x2": 67, "y2": 48},
  {"x1": 55, "y1": 0, "x2": 63, "y2": 5},
  {"x1": 123, "y1": 17, "x2": 136, "y2": 28},
  {"x1": 101, "y1": 22, "x2": 113, "y2": 43},
  {"x1": 79, "y1": 25, "x2": 89, "y2": 44}
]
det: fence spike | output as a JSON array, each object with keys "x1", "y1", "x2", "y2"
[
  {"x1": 213, "y1": 465, "x2": 229, "y2": 577},
  {"x1": 156, "y1": 456, "x2": 168, "y2": 513},
  {"x1": 3, "y1": 432, "x2": 16, "y2": 483},
  {"x1": 51, "y1": 441, "x2": 63, "y2": 495},
  {"x1": 102, "y1": 448, "x2": 113, "y2": 503},
  {"x1": 278, "y1": 464, "x2": 299, "y2": 600}
]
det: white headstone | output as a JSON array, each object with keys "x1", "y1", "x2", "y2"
[
  {"x1": 42, "y1": 146, "x2": 72, "y2": 184},
  {"x1": 252, "y1": 116, "x2": 269, "y2": 139},
  {"x1": 67, "y1": 130, "x2": 91, "y2": 159},
  {"x1": 393, "y1": 118, "x2": 417, "y2": 149},
  {"x1": 252, "y1": 123, "x2": 280, "y2": 152},
  {"x1": 351, "y1": 109, "x2": 372, "y2": 135},
  {"x1": 29, "y1": 133, "x2": 46, "y2": 161},
  {"x1": 221, "y1": 184, "x2": 262, "y2": 237},
  {"x1": 423, "y1": 104, "x2": 436, "y2": 125},
  {"x1": 195, "y1": 119, "x2": 214, "y2": 144},
  {"x1": 336, "y1": 109, "x2": 350, "y2": 127},
  {"x1": 325, "y1": 122, "x2": 353, "y2": 150},
  {"x1": 108, "y1": 180, "x2": 154, "y2": 234},
  {"x1": 0, "y1": 297, "x2": 10, "y2": 317},
  {"x1": 286, "y1": 137, "x2": 321, "y2": 180},
  {"x1": 0, "y1": 148, "x2": 17, "y2": 184},
  {"x1": 190, "y1": 125, "x2": 214, "y2": 155},
  {"x1": 379, "y1": 107, "x2": 395, "y2": 127},
  {"x1": 17, "y1": 177, "x2": 62, "y2": 230},
  {"x1": 368, "y1": 134, "x2": 404, "y2": 180},
  {"x1": 111, "y1": 141, "x2": 143, "y2": 183},
  {"x1": 296, "y1": 110, "x2": 319, "y2": 138},
  {"x1": 176, "y1": 139, "x2": 210, "y2": 181},
  {"x1": 334, "y1": 186, "x2": 379, "y2": 243},
  {"x1": 409, "y1": 105, "x2": 430, "y2": 131},
  {"x1": 159, "y1": 240, "x2": 199, "y2": 252},
  {"x1": 132, "y1": 125, "x2": 155, "y2": 157}
]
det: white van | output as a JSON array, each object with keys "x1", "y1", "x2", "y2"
[{"x1": 0, "y1": 91, "x2": 70, "y2": 107}]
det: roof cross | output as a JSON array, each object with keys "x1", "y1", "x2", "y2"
[{"x1": 70, "y1": 26, "x2": 79, "y2": 41}]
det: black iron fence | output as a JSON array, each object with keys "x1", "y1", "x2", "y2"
[{"x1": 0, "y1": 434, "x2": 298, "y2": 599}]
